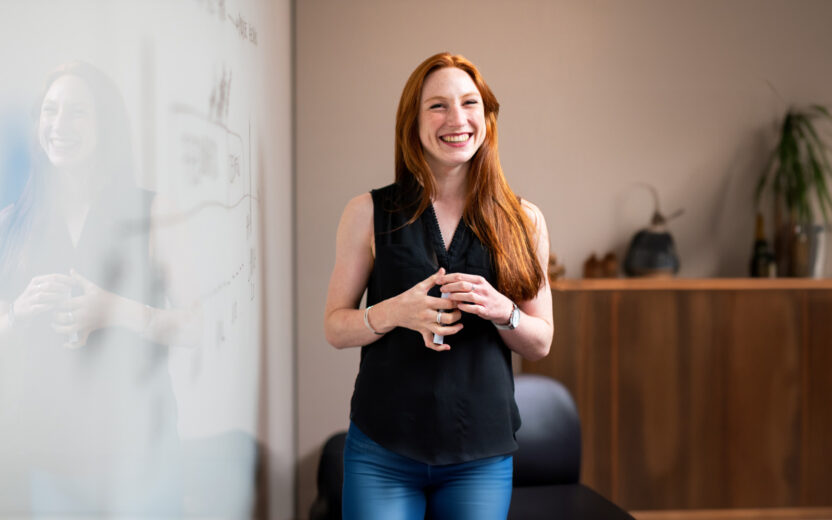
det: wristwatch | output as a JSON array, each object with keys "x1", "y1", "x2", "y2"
[{"x1": 493, "y1": 301, "x2": 519, "y2": 330}]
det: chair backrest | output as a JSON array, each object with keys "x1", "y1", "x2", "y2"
[
  {"x1": 309, "y1": 431, "x2": 347, "y2": 520},
  {"x1": 512, "y1": 374, "x2": 582, "y2": 486}
]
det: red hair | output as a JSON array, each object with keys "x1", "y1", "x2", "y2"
[{"x1": 395, "y1": 52, "x2": 543, "y2": 302}]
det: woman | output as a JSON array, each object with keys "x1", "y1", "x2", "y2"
[
  {"x1": 0, "y1": 62, "x2": 194, "y2": 515},
  {"x1": 324, "y1": 53, "x2": 554, "y2": 519}
]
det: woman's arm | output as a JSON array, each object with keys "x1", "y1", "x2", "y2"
[
  {"x1": 49, "y1": 270, "x2": 202, "y2": 349},
  {"x1": 438, "y1": 200, "x2": 553, "y2": 361},
  {"x1": 124, "y1": 194, "x2": 203, "y2": 347},
  {"x1": 324, "y1": 193, "x2": 462, "y2": 351}
]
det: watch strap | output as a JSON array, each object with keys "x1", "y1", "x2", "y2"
[{"x1": 493, "y1": 302, "x2": 519, "y2": 330}]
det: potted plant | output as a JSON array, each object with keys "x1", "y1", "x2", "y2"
[{"x1": 755, "y1": 105, "x2": 832, "y2": 276}]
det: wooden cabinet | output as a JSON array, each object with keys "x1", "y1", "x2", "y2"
[{"x1": 522, "y1": 279, "x2": 832, "y2": 515}]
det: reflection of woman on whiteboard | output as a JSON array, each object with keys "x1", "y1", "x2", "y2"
[
  {"x1": 0, "y1": 62, "x2": 197, "y2": 514},
  {"x1": 324, "y1": 53, "x2": 553, "y2": 519}
]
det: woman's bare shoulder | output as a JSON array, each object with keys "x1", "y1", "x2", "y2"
[
  {"x1": 335, "y1": 192, "x2": 374, "y2": 249},
  {"x1": 344, "y1": 192, "x2": 373, "y2": 216},
  {"x1": 520, "y1": 198, "x2": 546, "y2": 228},
  {"x1": 339, "y1": 192, "x2": 373, "y2": 231}
]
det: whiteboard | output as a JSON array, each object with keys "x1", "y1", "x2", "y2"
[{"x1": 0, "y1": 0, "x2": 276, "y2": 516}]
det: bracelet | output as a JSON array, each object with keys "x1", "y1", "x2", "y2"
[{"x1": 363, "y1": 305, "x2": 384, "y2": 335}]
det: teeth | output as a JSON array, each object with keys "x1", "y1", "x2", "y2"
[{"x1": 441, "y1": 134, "x2": 470, "y2": 143}]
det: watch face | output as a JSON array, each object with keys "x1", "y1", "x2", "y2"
[
  {"x1": 509, "y1": 304, "x2": 519, "y2": 329},
  {"x1": 493, "y1": 303, "x2": 519, "y2": 330}
]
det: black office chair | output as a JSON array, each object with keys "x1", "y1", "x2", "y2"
[
  {"x1": 309, "y1": 431, "x2": 347, "y2": 520},
  {"x1": 512, "y1": 373, "x2": 581, "y2": 486},
  {"x1": 508, "y1": 373, "x2": 634, "y2": 519},
  {"x1": 309, "y1": 374, "x2": 633, "y2": 520}
]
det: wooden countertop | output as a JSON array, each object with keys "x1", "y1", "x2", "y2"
[
  {"x1": 551, "y1": 278, "x2": 832, "y2": 291},
  {"x1": 631, "y1": 508, "x2": 832, "y2": 520}
]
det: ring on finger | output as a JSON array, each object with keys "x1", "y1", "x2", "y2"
[{"x1": 436, "y1": 310, "x2": 442, "y2": 324}]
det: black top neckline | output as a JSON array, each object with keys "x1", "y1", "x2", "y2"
[{"x1": 425, "y1": 202, "x2": 466, "y2": 269}]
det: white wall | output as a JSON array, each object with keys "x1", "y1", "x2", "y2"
[{"x1": 295, "y1": 0, "x2": 832, "y2": 517}]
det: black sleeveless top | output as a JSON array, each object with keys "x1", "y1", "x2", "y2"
[{"x1": 349, "y1": 183, "x2": 521, "y2": 465}]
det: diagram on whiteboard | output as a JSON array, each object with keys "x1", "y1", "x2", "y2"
[{"x1": 144, "y1": 0, "x2": 265, "y2": 437}]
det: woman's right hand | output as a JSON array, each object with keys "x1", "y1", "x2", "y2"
[
  {"x1": 10, "y1": 274, "x2": 75, "y2": 325},
  {"x1": 386, "y1": 268, "x2": 463, "y2": 351},
  {"x1": 324, "y1": 195, "x2": 462, "y2": 351}
]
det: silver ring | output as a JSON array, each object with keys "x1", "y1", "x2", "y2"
[{"x1": 436, "y1": 310, "x2": 442, "y2": 324}]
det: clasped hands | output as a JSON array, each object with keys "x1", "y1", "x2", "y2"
[
  {"x1": 391, "y1": 267, "x2": 514, "y2": 351},
  {"x1": 11, "y1": 270, "x2": 112, "y2": 349}
]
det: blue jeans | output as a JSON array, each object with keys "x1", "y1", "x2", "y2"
[{"x1": 342, "y1": 422, "x2": 513, "y2": 520}]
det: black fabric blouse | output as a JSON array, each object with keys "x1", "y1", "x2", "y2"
[{"x1": 349, "y1": 183, "x2": 521, "y2": 465}]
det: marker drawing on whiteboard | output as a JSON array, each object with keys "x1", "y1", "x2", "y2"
[{"x1": 432, "y1": 292, "x2": 451, "y2": 345}]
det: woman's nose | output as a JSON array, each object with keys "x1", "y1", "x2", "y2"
[{"x1": 447, "y1": 103, "x2": 466, "y2": 125}]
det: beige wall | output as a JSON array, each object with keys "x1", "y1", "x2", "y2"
[{"x1": 295, "y1": 0, "x2": 832, "y2": 517}]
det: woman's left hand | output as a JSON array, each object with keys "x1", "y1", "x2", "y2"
[
  {"x1": 51, "y1": 270, "x2": 115, "y2": 349},
  {"x1": 437, "y1": 272, "x2": 514, "y2": 325}
]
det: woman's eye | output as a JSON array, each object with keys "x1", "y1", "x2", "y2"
[
  {"x1": 464, "y1": 99, "x2": 479, "y2": 106},
  {"x1": 430, "y1": 103, "x2": 444, "y2": 110}
]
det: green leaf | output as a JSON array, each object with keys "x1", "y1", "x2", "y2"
[
  {"x1": 755, "y1": 147, "x2": 778, "y2": 206},
  {"x1": 798, "y1": 117, "x2": 832, "y2": 171},
  {"x1": 779, "y1": 121, "x2": 800, "y2": 204},
  {"x1": 810, "y1": 104, "x2": 832, "y2": 120},
  {"x1": 808, "y1": 151, "x2": 832, "y2": 223},
  {"x1": 803, "y1": 127, "x2": 832, "y2": 220},
  {"x1": 798, "y1": 113, "x2": 827, "y2": 144},
  {"x1": 758, "y1": 107, "x2": 832, "y2": 223},
  {"x1": 793, "y1": 157, "x2": 808, "y2": 216},
  {"x1": 798, "y1": 116, "x2": 832, "y2": 189}
]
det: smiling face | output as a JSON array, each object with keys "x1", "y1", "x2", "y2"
[
  {"x1": 418, "y1": 67, "x2": 486, "y2": 177},
  {"x1": 38, "y1": 75, "x2": 98, "y2": 169}
]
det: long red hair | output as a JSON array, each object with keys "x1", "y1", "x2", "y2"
[{"x1": 395, "y1": 52, "x2": 543, "y2": 302}]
